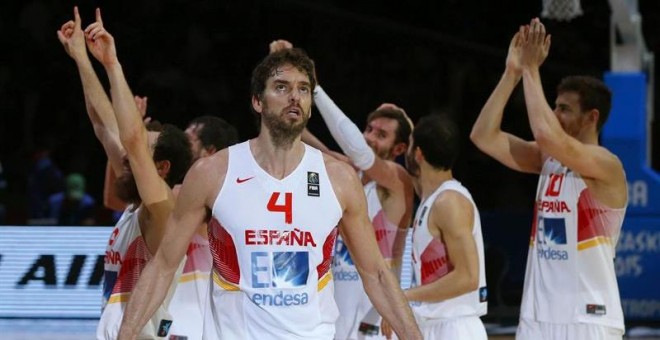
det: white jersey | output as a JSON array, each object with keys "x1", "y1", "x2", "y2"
[
  {"x1": 206, "y1": 141, "x2": 343, "y2": 339},
  {"x1": 333, "y1": 179, "x2": 399, "y2": 339},
  {"x1": 168, "y1": 233, "x2": 213, "y2": 340},
  {"x1": 520, "y1": 157, "x2": 626, "y2": 331},
  {"x1": 411, "y1": 179, "x2": 487, "y2": 320},
  {"x1": 97, "y1": 205, "x2": 183, "y2": 339}
]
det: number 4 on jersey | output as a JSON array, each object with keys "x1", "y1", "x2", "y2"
[{"x1": 267, "y1": 192, "x2": 293, "y2": 224}]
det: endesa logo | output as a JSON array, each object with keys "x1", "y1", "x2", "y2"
[
  {"x1": 537, "y1": 217, "x2": 569, "y2": 261},
  {"x1": 250, "y1": 251, "x2": 310, "y2": 307},
  {"x1": 333, "y1": 268, "x2": 359, "y2": 281}
]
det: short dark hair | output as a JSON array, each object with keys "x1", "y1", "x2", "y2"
[
  {"x1": 557, "y1": 76, "x2": 612, "y2": 132},
  {"x1": 366, "y1": 108, "x2": 413, "y2": 146},
  {"x1": 189, "y1": 116, "x2": 239, "y2": 151},
  {"x1": 250, "y1": 48, "x2": 317, "y2": 102},
  {"x1": 412, "y1": 114, "x2": 460, "y2": 171},
  {"x1": 152, "y1": 124, "x2": 193, "y2": 187}
]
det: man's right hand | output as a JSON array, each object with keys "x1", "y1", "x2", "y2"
[
  {"x1": 505, "y1": 28, "x2": 525, "y2": 74},
  {"x1": 269, "y1": 39, "x2": 293, "y2": 54},
  {"x1": 84, "y1": 8, "x2": 119, "y2": 67},
  {"x1": 56, "y1": 6, "x2": 87, "y2": 62}
]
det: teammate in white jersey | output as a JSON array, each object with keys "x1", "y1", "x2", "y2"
[
  {"x1": 471, "y1": 19, "x2": 627, "y2": 340},
  {"x1": 268, "y1": 39, "x2": 415, "y2": 339},
  {"x1": 102, "y1": 114, "x2": 238, "y2": 340},
  {"x1": 57, "y1": 7, "x2": 193, "y2": 338},
  {"x1": 380, "y1": 114, "x2": 488, "y2": 339},
  {"x1": 118, "y1": 48, "x2": 422, "y2": 340}
]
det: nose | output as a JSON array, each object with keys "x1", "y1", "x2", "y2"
[{"x1": 289, "y1": 89, "x2": 300, "y2": 103}]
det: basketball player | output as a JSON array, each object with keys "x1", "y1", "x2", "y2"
[
  {"x1": 380, "y1": 114, "x2": 488, "y2": 339},
  {"x1": 57, "y1": 7, "x2": 193, "y2": 339},
  {"x1": 102, "y1": 113, "x2": 238, "y2": 340},
  {"x1": 117, "y1": 47, "x2": 420, "y2": 339},
  {"x1": 170, "y1": 115, "x2": 238, "y2": 339},
  {"x1": 268, "y1": 39, "x2": 415, "y2": 340},
  {"x1": 471, "y1": 19, "x2": 627, "y2": 339}
]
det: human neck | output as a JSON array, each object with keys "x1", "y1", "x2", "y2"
[
  {"x1": 250, "y1": 132, "x2": 305, "y2": 180},
  {"x1": 418, "y1": 166, "x2": 453, "y2": 201}
]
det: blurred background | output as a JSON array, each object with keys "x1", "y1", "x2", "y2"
[{"x1": 0, "y1": 0, "x2": 659, "y2": 337}]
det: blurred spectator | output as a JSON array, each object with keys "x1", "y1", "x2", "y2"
[
  {"x1": 46, "y1": 173, "x2": 96, "y2": 226},
  {"x1": 27, "y1": 147, "x2": 64, "y2": 222}
]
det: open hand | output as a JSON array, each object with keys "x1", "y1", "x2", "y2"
[
  {"x1": 505, "y1": 28, "x2": 525, "y2": 73},
  {"x1": 520, "y1": 18, "x2": 551, "y2": 70}
]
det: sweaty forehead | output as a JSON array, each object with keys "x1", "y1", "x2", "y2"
[
  {"x1": 269, "y1": 64, "x2": 310, "y2": 83},
  {"x1": 368, "y1": 117, "x2": 399, "y2": 132}
]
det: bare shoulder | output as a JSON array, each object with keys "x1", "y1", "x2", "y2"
[
  {"x1": 391, "y1": 161, "x2": 413, "y2": 186},
  {"x1": 324, "y1": 152, "x2": 359, "y2": 183},
  {"x1": 323, "y1": 153, "x2": 361, "y2": 205},
  {"x1": 182, "y1": 148, "x2": 229, "y2": 206},
  {"x1": 432, "y1": 189, "x2": 473, "y2": 222}
]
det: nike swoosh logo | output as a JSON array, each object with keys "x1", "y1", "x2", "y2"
[{"x1": 236, "y1": 176, "x2": 255, "y2": 184}]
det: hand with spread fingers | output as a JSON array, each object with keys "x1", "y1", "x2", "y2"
[
  {"x1": 84, "y1": 8, "x2": 119, "y2": 67},
  {"x1": 520, "y1": 18, "x2": 551, "y2": 70}
]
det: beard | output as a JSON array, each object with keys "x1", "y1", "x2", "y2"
[
  {"x1": 262, "y1": 104, "x2": 309, "y2": 148},
  {"x1": 115, "y1": 171, "x2": 141, "y2": 205}
]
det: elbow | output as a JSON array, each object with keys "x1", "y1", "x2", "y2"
[
  {"x1": 458, "y1": 269, "x2": 480, "y2": 295},
  {"x1": 533, "y1": 128, "x2": 555, "y2": 151},
  {"x1": 469, "y1": 126, "x2": 481, "y2": 145},
  {"x1": 119, "y1": 127, "x2": 145, "y2": 152},
  {"x1": 464, "y1": 273, "x2": 480, "y2": 293},
  {"x1": 469, "y1": 125, "x2": 490, "y2": 150}
]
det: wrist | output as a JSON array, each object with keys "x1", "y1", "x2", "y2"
[
  {"x1": 74, "y1": 54, "x2": 92, "y2": 67},
  {"x1": 503, "y1": 67, "x2": 522, "y2": 78},
  {"x1": 521, "y1": 66, "x2": 540, "y2": 77},
  {"x1": 103, "y1": 61, "x2": 122, "y2": 73}
]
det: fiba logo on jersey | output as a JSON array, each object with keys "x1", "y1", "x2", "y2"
[
  {"x1": 537, "y1": 217, "x2": 569, "y2": 260},
  {"x1": 307, "y1": 171, "x2": 320, "y2": 197}
]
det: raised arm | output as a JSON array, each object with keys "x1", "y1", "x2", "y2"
[
  {"x1": 520, "y1": 19, "x2": 625, "y2": 201},
  {"x1": 314, "y1": 86, "x2": 413, "y2": 192},
  {"x1": 85, "y1": 9, "x2": 171, "y2": 209},
  {"x1": 406, "y1": 191, "x2": 480, "y2": 302},
  {"x1": 102, "y1": 96, "x2": 150, "y2": 211},
  {"x1": 328, "y1": 160, "x2": 421, "y2": 340},
  {"x1": 118, "y1": 154, "x2": 221, "y2": 340},
  {"x1": 57, "y1": 6, "x2": 123, "y2": 175},
  {"x1": 470, "y1": 28, "x2": 543, "y2": 174}
]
